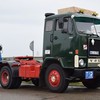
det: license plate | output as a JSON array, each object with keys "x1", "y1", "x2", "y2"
[{"x1": 85, "y1": 71, "x2": 94, "y2": 79}]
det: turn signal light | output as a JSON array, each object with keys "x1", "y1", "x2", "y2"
[{"x1": 75, "y1": 49, "x2": 79, "y2": 55}]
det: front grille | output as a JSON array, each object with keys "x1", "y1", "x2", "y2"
[
  {"x1": 88, "y1": 38, "x2": 100, "y2": 56},
  {"x1": 88, "y1": 58, "x2": 100, "y2": 67}
]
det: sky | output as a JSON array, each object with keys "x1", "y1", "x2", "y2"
[{"x1": 0, "y1": 0, "x2": 100, "y2": 57}]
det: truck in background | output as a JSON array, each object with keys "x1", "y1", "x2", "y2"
[{"x1": 0, "y1": 7, "x2": 100, "y2": 93}]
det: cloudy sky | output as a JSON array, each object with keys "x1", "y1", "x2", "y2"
[{"x1": 0, "y1": 0, "x2": 99, "y2": 57}]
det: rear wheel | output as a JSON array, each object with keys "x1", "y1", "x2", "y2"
[
  {"x1": 13, "y1": 77, "x2": 22, "y2": 88},
  {"x1": 0, "y1": 66, "x2": 21, "y2": 89},
  {"x1": 82, "y1": 79, "x2": 99, "y2": 89},
  {"x1": 45, "y1": 64, "x2": 69, "y2": 93},
  {"x1": 32, "y1": 78, "x2": 39, "y2": 86}
]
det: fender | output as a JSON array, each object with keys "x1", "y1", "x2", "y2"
[
  {"x1": 7, "y1": 61, "x2": 20, "y2": 78},
  {"x1": 40, "y1": 57, "x2": 72, "y2": 87},
  {"x1": 39, "y1": 57, "x2": 74, "y2": 86},
  {"x1": 42, "y1": 57, "x2": 64, "y2": 69},
  {"x1": 39, "y1": 57, "x2": 63, "y2": 87}
]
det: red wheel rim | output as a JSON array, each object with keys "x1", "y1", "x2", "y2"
[
  {"x1": 48, "y1": 70, "x2": 61, "y2": 87},
  {"x1": 1, "y1": 70, "x2": 9, "y2": 85}
]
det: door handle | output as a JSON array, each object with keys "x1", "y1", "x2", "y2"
[
  {"x1": 50, "y1": 34, "x2": 58, "y2": 42},
  {"x1": 50, "y1": 34, "x2": 53, "y2": 42}
]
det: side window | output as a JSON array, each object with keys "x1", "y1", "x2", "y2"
[
  {"x1": 56, "y1": 18, "x2": 68, "y2": 31},
  {"x1": 45, "y1": 20, "x2": 53, "y2": 31},
  {"x1": 56, "y1": 20, "x2": 61, "y2": 31}
]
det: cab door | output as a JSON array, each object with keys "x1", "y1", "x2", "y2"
[
  {"x1": 52, "y1": 17, "x2": 75, "y2": 67},
  {"x1": 43, "y1": 19, "x2": 54, "y2": 58}
]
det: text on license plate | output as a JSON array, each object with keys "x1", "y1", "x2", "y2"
[{"x1": 85, "y1": 71, "x2": 94, "y2": 79}]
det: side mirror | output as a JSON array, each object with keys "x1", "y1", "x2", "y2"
[
  {"x1": 29, "y1": 41, "x2": 34, "y2": 57},
  {"x1": 58, "y1": 18, "x2": 64, "y2": 29}
]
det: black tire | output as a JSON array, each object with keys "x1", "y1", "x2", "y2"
[
  {"x1": 82, "y1": 79, "x2": 99, "y2": 89},
  {"x1": 45, "y1": 64, "x2": 69, "y2": 93},
  {"x1": 32, "y1": 78, "x2": 39, "y2": 86},
  {"x1": 13, "y1": 77, "x2": 22, "y2": 88},
  {"x1": 0, "y1": 66, "x2": 21, "y2": 89}
]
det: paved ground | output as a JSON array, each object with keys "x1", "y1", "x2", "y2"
[{"x1": 0, "y1": 84, "x2": 100, "y2": 100}]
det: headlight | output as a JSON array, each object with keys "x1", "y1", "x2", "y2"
[{"x1": 79, "y1": 59, "x2": 85, "y2": 67}]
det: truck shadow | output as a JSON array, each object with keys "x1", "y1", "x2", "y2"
[
  {"x1": 0, "y1": 84, "x2": 100, "y2": 94},
  {"x1": 19, "y1": 84, "x2": 50, "y2": 93},
  {"x1": 67, "y1": 86, "x2": 100, "y2": 94},
  {"x1": 19, "y1": 84, "x2": 100, "y2": 94}
]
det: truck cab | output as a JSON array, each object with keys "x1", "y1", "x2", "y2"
[
  {"x1": 42, "y1": 12, "x2": 100, "y2": 92},
  {"x1": 43, "y1": 13, "x2": 100, "y2": 68}
]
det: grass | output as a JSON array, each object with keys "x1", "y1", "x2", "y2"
[
  {"x1": 69, "y1": 82, "x2": 83, "y2": 86},
  {"x1": 23, "y1": 81, "x2": 83, "y2": 87}
]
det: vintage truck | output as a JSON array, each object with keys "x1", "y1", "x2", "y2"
[{"x1": 0, "y1": 7, "x2": 100, "y2": 93}]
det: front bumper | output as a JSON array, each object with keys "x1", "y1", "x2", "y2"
[{"x1": 73, "y1": 68, "x2": 100, "y2": 79}]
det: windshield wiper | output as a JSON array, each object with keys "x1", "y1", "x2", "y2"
[
  {"x1": 78, "y1": 30, "x2": 86, "y2": 34},
  {"x1": 78, "y1": 31, "x2": 98, "y2": 36}
]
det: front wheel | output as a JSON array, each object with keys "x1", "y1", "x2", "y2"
[{"x1": 45, "y1": 64, "x2": 69, "y2": 93}]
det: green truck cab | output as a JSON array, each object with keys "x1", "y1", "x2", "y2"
[
  {"x1": 42, "y1": 12, "x2": 100, "y2": 92},
  {"x1": 1, "y1": 9, "x2": 100, "y2": 93}
]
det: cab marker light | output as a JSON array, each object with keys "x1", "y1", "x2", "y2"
[
  {"x1": 75, "y1": 49, "x2": 79, "y2": 55},
  {"x1": 92, "y1": 12, "x2": 98, "y2": 16},
  {"x1": 78, "y1": 9, "x2": 84, "y2": 14}
]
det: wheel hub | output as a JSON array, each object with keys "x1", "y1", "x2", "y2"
[
  {"x1": 48, "y1": 70, "x2": 61, "y2": 87},
  {"x1": 6, "y1": 76, "x2": 9, "y2": 80},
  {"x1": 51, "y1": 75, "x2": 56, "y2": 82},
  {"x1": 1, "y1": 71, "x2": 9, "y2": 85}
]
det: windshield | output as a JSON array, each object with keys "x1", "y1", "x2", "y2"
[{"x1": 75, "y1": 17, "x2": 100, "y2": 36}]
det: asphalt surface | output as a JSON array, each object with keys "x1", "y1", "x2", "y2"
[{"x1": 0, "y1": 84, "x2": 100, "y2": 100}]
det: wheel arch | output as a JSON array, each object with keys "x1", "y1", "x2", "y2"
[
  {"x1": 0, "y1": 62, "x2": 19, "y2": 78},
  {"x1": 39, "y1": 58, "x2": 63, "y2": 87},
  {"x1": 42, "y1": 57, "x2": 63, "y2": 69},
  {"x1": 0, "y1": 62, "x2": 10, "y2": 71}
]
